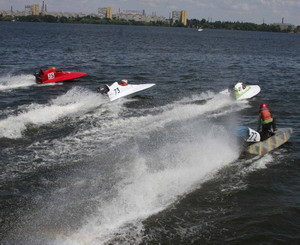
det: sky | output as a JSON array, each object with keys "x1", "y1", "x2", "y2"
[{"x1": 1, "y1": 0, "x2": 300, "y2": 25}]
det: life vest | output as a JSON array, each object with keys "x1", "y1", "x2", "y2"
[{"x1": 260, "y1": 108, "x2": 273, "y2": 124}]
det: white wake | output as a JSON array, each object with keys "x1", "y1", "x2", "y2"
[
  {"x1": 0, "y1": 87, "x2": 107, "y2": 138},
  {"x1": 0, "y1": 74, "x2": 36, "y2": 90}
]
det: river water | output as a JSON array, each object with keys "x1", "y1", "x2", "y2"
[{"x1": 0, "y1": 22, "x2": 299, "y2": 244}]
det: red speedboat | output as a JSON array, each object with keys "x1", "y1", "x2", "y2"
[{"x1": 34, "y1": 67, "x2": 88, "y2": 84}]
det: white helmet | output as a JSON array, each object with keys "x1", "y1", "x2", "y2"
[{"x1": 234, "y1": 82, "x2": 243, "y2": 90}]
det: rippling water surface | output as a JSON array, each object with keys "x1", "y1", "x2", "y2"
[{"x1": 0, "y1": 22, "x2": 299, "y2": 244}]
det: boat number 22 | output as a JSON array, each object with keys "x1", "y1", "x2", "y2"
[
  {"x1": 114, "y1": 88, "x2": 120, "y2": 95},
  {"x1": 48, "y1": 72, "x2": 55, "y2": 80},
  {"x1": 248, "y1": 132, "x2": 257, "y2": 141}
]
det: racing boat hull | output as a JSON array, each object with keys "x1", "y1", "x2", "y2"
[
  {"x1": 106, "y1": 82, "x2": 155, "y2": 101},
  {"x1": 36, "y1": 71, "x2": 88, "y2": 84},
  {"x1": 220, "y1": 85, "x2": 261, "y2": 100},
  {"x1": 246, "y1": 128, "x2": 293, "y2": 156}
]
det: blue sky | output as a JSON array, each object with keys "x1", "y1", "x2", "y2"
[{"x1": 1, "y1": 0, "x2": 300, "y2": 25}]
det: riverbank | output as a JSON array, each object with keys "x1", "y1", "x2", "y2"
[{"x1": 1, "y1": 14, "x2": 299, "y2": 33}]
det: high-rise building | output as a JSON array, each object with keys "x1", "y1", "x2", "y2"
[
  {"x1": 181, "y1": 10, "x2": 187, "y2": 25},
  {"x1": 172, "y1": 10, "x2": 187, "y2": 25},
  {"x1": 32, "y1": 4, "x2": 40, "y2": 15},
  {"x1": 172, "y1": 10, "x2": 181, "y2": 22},
  {"x1": 98, "y1": 7, "x2": 112, "y2": 19},
  {"x1": 25, "y1": 4, "x2": 40, "y2": 15},
  {"x1": 25, "y1": 5, "x2": 32, "y2": 15},
  {"x1": 106, "y1": 7, "x2": 112, "y2": 19}
]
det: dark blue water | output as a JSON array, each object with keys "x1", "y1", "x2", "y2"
[{"x1": 0, "y1": 22, "x2": 299, "y2": 244}]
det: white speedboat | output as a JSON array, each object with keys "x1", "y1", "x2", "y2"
[
  {"x1": 98, "y1": 80, "x2": 155, "y2": 101},
  {"x1": 220, "y1": 82, "x2": 261, "y2": 100}
]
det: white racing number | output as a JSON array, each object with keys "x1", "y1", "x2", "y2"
[
  {"x1": 248, "y1": 132, "x2": 257, "y2": 141},
  {"x1": 247, "y1": 128, "x2": 261, "y2": 142},
  {"x1": 48, "y1": 72, "x2": 55, "y2": 80}
]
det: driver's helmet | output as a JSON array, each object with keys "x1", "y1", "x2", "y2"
[
  {"x1": 234, "y1": 82, "x2": 243, "y2": 91},
  {"x1": 120, "y1": 79, "x2": 128, "y2": 86},
  {"x1": 259, "y1": 103, "x2": 269, "y2": 111},
  {"x1": 51, "y1": 67, "x2": 57, "y2": 72}
]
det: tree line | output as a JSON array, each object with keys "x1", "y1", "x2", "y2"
[
  {"x1": 188, "y1": 18, "x2": 298, "y2": 33},
  {"x1": 0, "y1": 14, "x2": 299, "y2": 33}
]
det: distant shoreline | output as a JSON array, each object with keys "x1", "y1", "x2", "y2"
[{"x1": 1, "y1": 14, "x2": 299, "y2": 33}]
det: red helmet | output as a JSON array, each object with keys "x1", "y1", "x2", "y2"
[
  {"x1": 121, "y1": 79, "x2": 128, "y2": 85},
  {"x1": 259, "y1": 103, "x2": 268, "y2": 110}
]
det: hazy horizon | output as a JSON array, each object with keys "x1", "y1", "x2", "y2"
[{"x1": 1, "y1": 0, "x2": 299, "y2": 25}]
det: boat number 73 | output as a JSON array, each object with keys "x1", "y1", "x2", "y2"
[{"x1": 114, "y1": 88, "x2": 120, "y2": 95}]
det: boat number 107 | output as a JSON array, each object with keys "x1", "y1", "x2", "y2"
[
  {"x1": 114, "y1": 88, "x2": 120, "y2": 95},
  {"x1": 48, "y1": 73, "x2": 55, "y2": 80}
]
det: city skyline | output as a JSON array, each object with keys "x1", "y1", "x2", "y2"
[{"x1": 1, "y1": 0, "x2": 299, "y2": 25}]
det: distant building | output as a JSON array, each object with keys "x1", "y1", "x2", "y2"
[
  {"x1": 24, "y1": 4, "x2": 40, "y2": 15},
  {"x1": 46, "y1": 11, "x2": 86, "y2": 18},
  {"x1": 107, "y1": 7, "x2": 112, "y2": 19},
  {"x1": 181, "y1": 10, "x2": 187, "y2": 25},
  {"x1": 274, "y1": 23, "x2": 295, "y2": 31},
  {"x1": 98, "y1": 7, "x2": 112, "y2": 19},
  {"x1": 172, "y1": 11, "x2": 181, "y2": 22},
  {"x1": 171, "y1": 10, "x2": 187, "y2": 25},
  {"x1": 32, "y1": 4, "x2": 40, "y2": 15},
  {"x1": 114, "y1": 11, "x2": 166, "y2": 22},
  {"x1": 273, "y1": 17, "x2": 295, "y2": 31},
  {"x1": 24, "y1": 5, "x2": 32, "y2": 15}
]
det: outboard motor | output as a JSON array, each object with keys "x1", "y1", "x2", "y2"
[
  {"x1": 97, "y1": 85, "x2": 110, "y2": 94},
  {"x1": 34, "y1": 69, "x2": 43, "y2": 83}
]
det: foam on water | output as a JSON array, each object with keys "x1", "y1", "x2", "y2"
[
  {"x1": 77, "y1": 92, "x2": 246, "y2": 143},
  {"x1": 0, "y1": 74, "x2": 36, "y2": 90},
  {"x1": 54, "y1": 123, "x2": 240, "y2": 245},
  {"x1": 0, "y1": 87, "x2": 107, "y2": 138},
  {"x1": 23, "y1": 93, "x2": 245, "y2": 245},
  {"x1": 3, "y1": 91, "x2": 247, "y2": 178},
  {"x1": 1, "y1": 91, "x2": 250, "y2": 245},
  {"x1": 215, "y1": 153, "x2": 275, "y2": 198},
  {"x1": 25, "y1": 92, "x2": 248, "y2": 167}
]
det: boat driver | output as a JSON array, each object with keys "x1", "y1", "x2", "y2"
[
  {"x1": 257, "y1": 103, "x2": 277, "y2": 140},
  {"x1": 97, "y1": 85, "x2": 109, "y2": 94}
]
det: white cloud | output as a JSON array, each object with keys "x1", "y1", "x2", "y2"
[{"x1": 231, "y1": 2, "x2": 256, "y2": 11}]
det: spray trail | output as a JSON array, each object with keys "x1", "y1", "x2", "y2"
[
  {"x1": 27, "y1": 92, "x2": 248, "y2": 166},
  {"x1": 56, "y1": 123, "x2": 240, "y2": 245},
  {"x1": 0, "y1": 91, "x2": 248, "y2": 184},
  {"x1": 1, "y1": 91, "x2": 250, "y2": 245},
  {"x1": 0, "y1": 87, "x2": 107, "y2": 138},
  {"x1": 0, "y1": 74, "x2": 36, "y2": 91}
]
